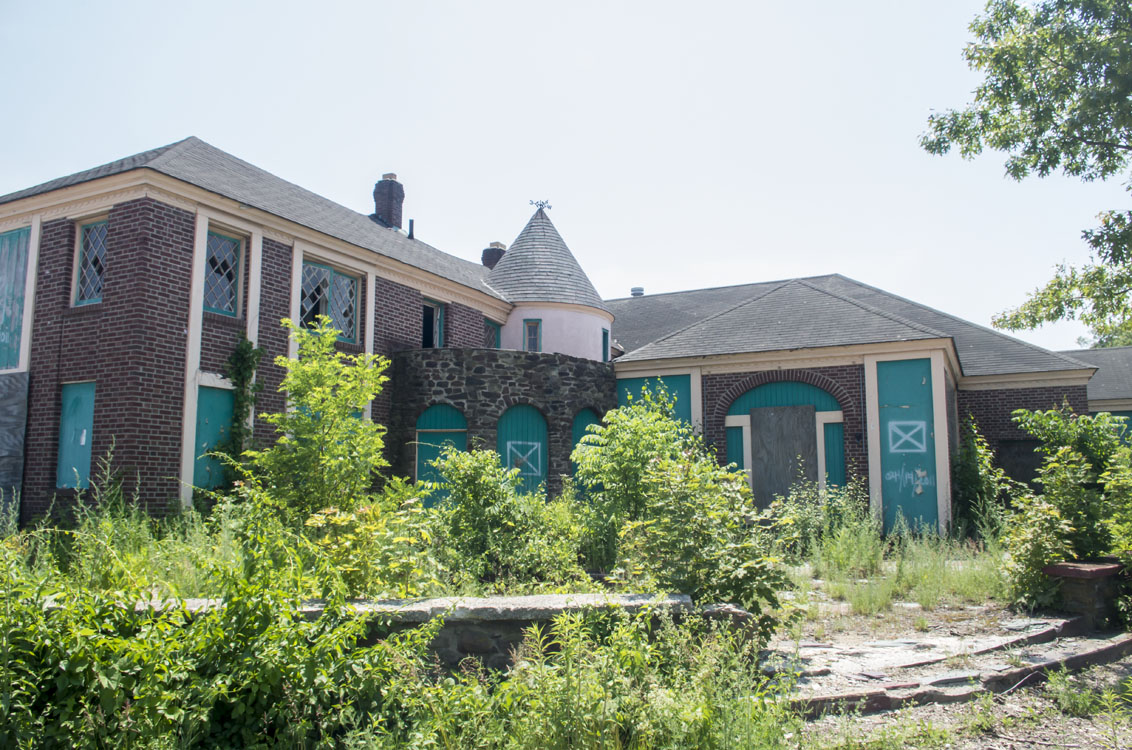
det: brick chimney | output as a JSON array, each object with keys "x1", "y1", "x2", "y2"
[
  {"x1": 482, "y1": 241, "x2": 506, "y2": 269},
  {"x1": 372, "y1": 173, "x2": 404, "y2": 229}
]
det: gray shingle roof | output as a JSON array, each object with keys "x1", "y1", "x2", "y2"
[
  {"x1": 486, "y1": 209, "x2": 609, "y2": 312},
  {"x1": 0, "y1": 137, "x2": 502, "y2": 300},
  {"x1": 609, "y1": 273, "x2": 1095, "y2": 377},
  {"x1": 1059, "y1": 347, "x2": 1132, "y2": 402},
  {"x1": 615, "y1": 279, "x2": 946, "y2": 362}
]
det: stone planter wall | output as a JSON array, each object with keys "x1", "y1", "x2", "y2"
[{"x1": 1043, "y1": 561, "x2": 1122, "y2": 630}]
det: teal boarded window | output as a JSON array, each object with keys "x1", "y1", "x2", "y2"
[
  {"x1": 301, "y1": 261, "x2": 358, "y2": 342},
  {"x1": 57, "y1": 382, "x2": 95, "y2": 488},
  {"x1": 497, "y1": 404, "x2": 548, "y2": 494},
  {"x1": 617, "y1": 375, "x2": 692, "y2": 424},
  {"x1": 203, "y1": 231, "x2": 241, "y2": 316},
  {"x1": 0, "y1": 227, "x2": 30, "y2": 370},
  {"x1": 485, "y1": 319, "x2": 501, "y2": 348},
  {"x1": 416, "y1": 404, "x2": 468, "y2": 500},
  {"x1": 725, "y1": 381, "x2": 845, "y2": 486},
  {"x1": 524, "y1": 319, "x2": 541, "y2": 352},
  {"x1": 194, "y1": 386, "x2": 235, "y2": 489},
  {"x1": 75, "y1": 221, "x2": 107, "y2": 305}
]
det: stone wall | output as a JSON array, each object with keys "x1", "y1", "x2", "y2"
[{"x1": 389, "y1": 348, "x2": 618, "y2": 495}]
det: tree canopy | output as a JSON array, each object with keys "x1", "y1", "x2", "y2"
[{"x1": 922, "y1": 0, "x2": 1132, "y2": 346}]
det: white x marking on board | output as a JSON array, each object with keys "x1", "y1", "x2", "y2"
[
  {"x1": 507, "y1": 441, "x2": 541, "y2": 475},
  {"x1": 888, "y1": 421, "x2": 927, "y2": 453}
]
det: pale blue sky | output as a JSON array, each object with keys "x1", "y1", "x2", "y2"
[{"x1": 2, "y1": 0, "x2": 1124, "y2": 351}]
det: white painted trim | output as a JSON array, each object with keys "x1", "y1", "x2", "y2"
[
  {"x1": 930, "y1": 351, "x2": 952, "y2": 533},
  {"x1": 689, "y1": 366, "x2": 703, "y2": 430},
  {"x1": 245, "y1": 231, "x2": 263, "y2": 345},
  {"x1": 1090, "y1": 399, "x2": 1132, "y2": 412},
  {"x1": 179, "y1": 213, "x2": 210, "y2": 507},
  {"x1": 864, "y1": 355, "x2": 882, "y2": 519},
  {"x1": 615, "y1": 366, "x2": 699, "y2": 379},
  {"x1": 724, "y1": 415, "x2": 754, "y2": 486},
  {"x1": 16, "y1": 215, "x2": 41, "y2": 373},
  {"x1": 197, "y1": 371, "x2": 234, "y2": 390},
  {"x1": 365, "y1": 270, "x2": 376, "y2": 420},
  {"x1": 288, "y1": 244, "x2": 303, "y2": 359}
]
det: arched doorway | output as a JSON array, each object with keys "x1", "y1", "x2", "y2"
[{"x1": 497, "y1": 404, "x2": 549, "y2": 495}]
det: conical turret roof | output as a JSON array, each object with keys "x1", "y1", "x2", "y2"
[{"x1": 488, "y1": 209, "x2": 609, "y2": 312}]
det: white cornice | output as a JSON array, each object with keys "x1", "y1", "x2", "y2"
[
  {"x1": 511, "y1": 300, "x2": 614, "y2": 323},
  {"x1": 0, "y1": 170, "x2": 512, "y2": 320},
  {"x1": 615, "y1": 338, "x2": 960, "y2": 378},
  {"x1": 1089, "y1": 398, "x2": 1132, "y2": 412},
  {"x1": 957, "y1": 370, "x2": 1094, "y2": 391}
]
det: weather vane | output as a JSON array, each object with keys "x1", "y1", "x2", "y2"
[{"x1": 529, "y1": 199, "x2": 552, "y2": 211}]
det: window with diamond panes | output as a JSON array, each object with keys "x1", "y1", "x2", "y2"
[
  {"x1": 75, "y1": 221, "x2": 107, "y2": 305},
  {"x1": 300, "y1": 261, "x2": 358, "y2": 342},
  {"x1": 203, "y1": 232, "x2": 241, "y2": 316}
]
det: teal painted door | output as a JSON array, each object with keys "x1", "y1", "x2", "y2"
[
  {"x1": 617, "y1": 375, "x2": 692, "y2": 423},
  {"x1": 416, "y1": 404, "x2": 469, "y2": 504},
  {"x1": 724, "y1": 382, "x2": 845, "y2": 486},
  {"x1": 194, "y1": 386, "x2": 235, "y2": 489},
  {"x1": 57, "y1": 382, "x2": 95, "y2": 488},
  {"x1": 497, "y1": 404, "x2": 548, "y2": 494},
  {"x1": 571, "y1": 408, "x2": 601, "y2": 473},
  {"x1": 0, "y1": 227, "x2": 30, "y2": 370},
  {"x1": 877, "y1": 359, "x2": 937, "y2": 532}
]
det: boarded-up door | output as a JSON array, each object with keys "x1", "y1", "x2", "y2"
[
  {"x1": 497, "y1": 404, "x2": 548, "y2": 495},
  {"x1": 57, "y1": 382, "x2": 95, "y2": 489},
  {"x1": 749, "y1": 404, "x2": 816, "y2": 507},
  {"x1": 416, "y1": 404, "x2": 468, "y2": 505},
  {"x1": 877, "y1": 358, "x2": 937, "y2": 532},
  {"x1": 194, "y1": 386, "x2": 234, "y2": 489}
]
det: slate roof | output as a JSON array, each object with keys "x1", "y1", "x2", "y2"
[
  {"x1": 486, "y1": 209, "x2": 609, "y2": 312},
  {"x1": 608, "y1": 274, "x2": 1095, "y2": 377},
  {"x1": 1059, "y1": 347, "x2": 1132, "y2": 402},
  {"x1": 0, "y1": 137, "x2": 502, "y2": 299}
]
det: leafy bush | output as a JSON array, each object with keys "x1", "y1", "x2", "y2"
[
  {"x1": 305, "y1": 476, "x2": 445, "y2": 599},
  {"x1": 246, "y1": 316, "x2": 390, "y2": 521},
  {"x1": 431, "y1": 447, "x2": 589, "y2": 588},
  {"x1": 764, "y1": 477, "x2": 872, "y2": 563},
  {"x1": 573, "y1": 390, "x2": 784, "y2": 624},
  {"x1": 1003, "y1": 406, "x2": 1129, "y2": 606},
  {"x1": 952, "y1": 416, "x2": 1019, "y2": 543}
]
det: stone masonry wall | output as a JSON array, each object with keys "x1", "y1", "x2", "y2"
[
  {"x1": 702, "y1": 365, "x2": 869, "y2": 483},
  {"x1": 389, "y1": 348, "x2": 618, "y2": 495}
]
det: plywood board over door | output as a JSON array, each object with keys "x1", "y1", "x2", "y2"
[{"x1": 749, "y1": 404, "x2": 816, "y2": 507}]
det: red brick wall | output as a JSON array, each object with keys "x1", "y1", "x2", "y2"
[
  {"x1": 702, "y1": 365, "x2": 869, "y2": 482},
  {"x1": 957, "y1": 385, "x2": 1089, "y2": 448},
  {"x1": 251, "y1": 238, "x2": 293, "y2": 446},
  {"x1": 445, "y1": 301, "x2": 486, "y2": 348},
  {"x1": 371, "y1": 276, "x2": 425, "y2": 438},
  {"x1": 23, "y1": 198, "x2": 195, "y2": 521}
]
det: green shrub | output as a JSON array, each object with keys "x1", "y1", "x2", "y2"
[
  {"x1": 431, "y1": 447, "x2": 589, "y2": 588},
  {"x1": 573, "y1": 391, "x2": 784, "y2": 625},
  {"x1": 952, "y1": 416, "x2": 1019, "y2": 543},
  {"x1": 305, "y1": 476, "x2": 445, "y2": 599},
  {"x1": 246, "y1": 316, "x2": 390, "y2": 521},
  {"x1": 764, "y1": 477, "x2": 872, "y2": 563}
]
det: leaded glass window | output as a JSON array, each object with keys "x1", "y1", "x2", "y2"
[
  {"x1": 75, "y1": 221, "x2": 107, "y2": 305},
  {"x1": 300, "y1": 261, "x2": 358, "y2": 342},
  {"x1": 203, "y1": 232, "x2": 241, "y2": 316}
]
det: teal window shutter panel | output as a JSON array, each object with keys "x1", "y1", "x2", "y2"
[
  {"x1": 571, "y1": 408, "x2": 601, "y2": 474},
  {"x1": 0, "y1": 227, "x2": 30, "y2": 370},
  {"x1": 194, "y1": 386, "x2": 235, "y2": 489},
  {"x1": 57, "y1": 382, "x2": 95, "y2": 488},
  {"x1": 617, "y1": 375, "x2": 692, "y2": 424},
  {"x1": 415, "y1": 404, "x2": 468, "y2": 504}
]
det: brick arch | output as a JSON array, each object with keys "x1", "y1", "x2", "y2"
[{"x1": 710, "y1": 368, "x2": 860, "y2": 429}]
